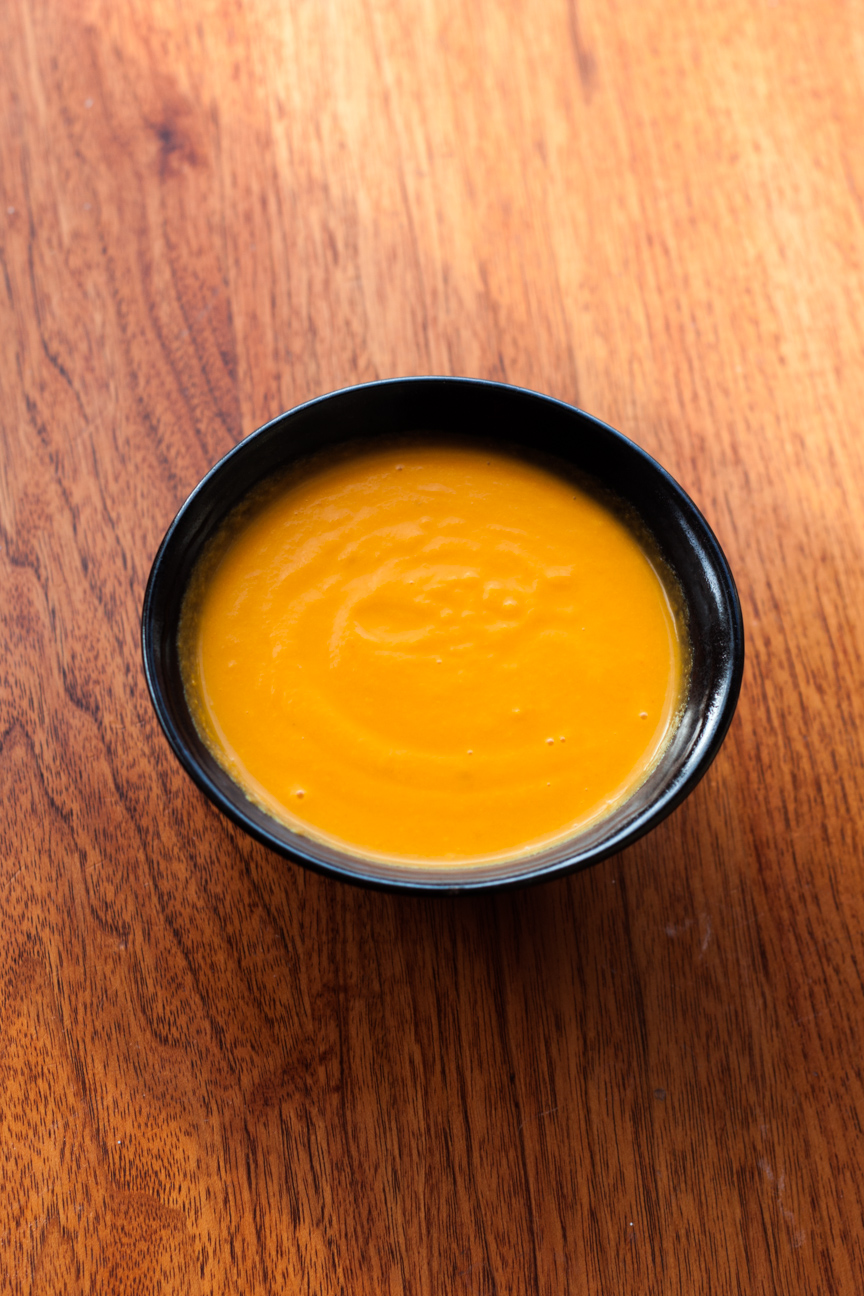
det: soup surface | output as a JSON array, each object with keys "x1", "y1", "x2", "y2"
[{"x1": 180, "y1": 443, "x2": 686, "y2": 863}]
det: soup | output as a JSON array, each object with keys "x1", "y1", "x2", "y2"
[{"x1": 179, "y1": 442, "x2": 687, "y2": 864}]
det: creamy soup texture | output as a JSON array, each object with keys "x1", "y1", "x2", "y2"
[{"x1": 179, "y1": 443, "x2": 687, "y2": 864}]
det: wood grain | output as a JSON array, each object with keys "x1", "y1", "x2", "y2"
[{"x1": 3, "y1": 0, "x2": 864, "y2": 1290}]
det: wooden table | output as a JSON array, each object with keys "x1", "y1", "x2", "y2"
[{"x1": 2, "y1": 1, "x2": 863, "y2": 1291}]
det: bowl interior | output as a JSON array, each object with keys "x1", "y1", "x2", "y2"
[{"x1": 142, "y1": 378, "x2": 743, "y2": 892}]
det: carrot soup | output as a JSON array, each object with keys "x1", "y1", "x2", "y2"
[{"x1": 178, "y1": 443, "x2": 687, "y2": 864}]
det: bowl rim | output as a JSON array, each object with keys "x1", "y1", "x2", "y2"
[{"x1": 141, "y1": 375, "x2": 745, "y2": 893}]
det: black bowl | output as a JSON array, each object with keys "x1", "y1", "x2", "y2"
[{"x1": 141, "y1": 377, "x2": 744, "y2": 893}]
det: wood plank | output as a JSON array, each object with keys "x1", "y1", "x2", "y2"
[{"x1": 2, "y1": 0, "x2": 863, "y2": 1290}]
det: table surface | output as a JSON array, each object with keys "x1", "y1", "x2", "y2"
[{"x1": 2, "y1": 1, "x2": 864, "y2": 1291}]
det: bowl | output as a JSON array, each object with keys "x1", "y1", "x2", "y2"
[{"x1": 141, "y1": 377, "x2": 744, "y2": 893}]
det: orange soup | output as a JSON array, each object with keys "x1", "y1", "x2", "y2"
[{"x1": 179, "y1": 443, "x2": 687, "y2": 864}]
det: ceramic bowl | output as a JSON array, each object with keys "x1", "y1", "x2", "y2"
[{"x1": 141, "y1": 377, "x2": 744, "y2": 892}]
